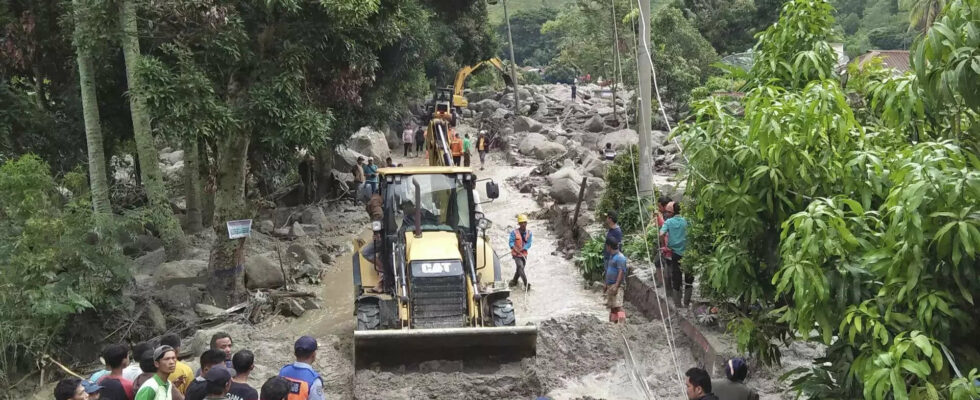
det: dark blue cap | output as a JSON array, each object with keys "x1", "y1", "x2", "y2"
[
  {"x1": 81, "y1": 380, "x2": 102, "y2": 394},
  {"x1": 726, "y1": 358, "x2": 748, "y2": 381},
  {"x1": 294, "y1": 336, "x2": 318, "y2": 352}
]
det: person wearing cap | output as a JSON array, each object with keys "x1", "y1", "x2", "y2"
[
  {"x1": 134, "y1": 345, "x2": 177, "y2": 400},
  {"x1": 95, "y1": 344, "x2": 135, "y2": 400},
  {"x1": 660, "y1": 201, "x2": 691, "y2": 308},
  {"x1": 476, "y1": 131, "x2": 488, "y2": 170},
  {"x1": 279, "y1": 336, "x2": 324, "y2": 400},
  {"x1": 55, "y1": 378, "x2": 89, "y2": 400},
  {"x1": 184, "y1": 350, "x2": 228, "y2": 400},
  {"x1": 712, "y1": 358, "x2": 759, "y2": 400},
  {"x1": 603, "y1": 211, "x2": 623, "y2": 263},
  {"x1": 83, "y1": 380, "x2": 104, "y2": 400},
  {"x1": 200, "y1": 367, "x2": 232, "y2": 400},
  {"x1": 508, "y1": 214, "x2": 533, "y2": 289}
]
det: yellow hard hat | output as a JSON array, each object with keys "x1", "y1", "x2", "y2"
[{"x1": 517, "y1": 214, "x2": 529, "y2": 223}]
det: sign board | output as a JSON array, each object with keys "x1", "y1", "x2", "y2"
[{"x1": 226, "y1": 219, "x2": 252, "y2": 239}]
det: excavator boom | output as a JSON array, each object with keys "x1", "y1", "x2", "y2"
[{"x1": 452, "y1": 58, "x2": 515, "y2": 109}]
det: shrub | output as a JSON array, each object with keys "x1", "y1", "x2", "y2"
[
  {"x1": 574, "y1": 236, "x2": 606, "y2": 282},
  {"x1": 0, "y1": 155, "x2": 129, "y2": 385}
]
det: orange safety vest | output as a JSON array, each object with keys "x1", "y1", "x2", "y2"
[
  {"x1": 450, "y1": 136, "x2": 463, "y2": 156},
  {"x1": 511, "y1": 228, "x2": 530, "y2": 258},
  {"x1": 284, "y1": 377, "x2": 310, "y2": 400}
]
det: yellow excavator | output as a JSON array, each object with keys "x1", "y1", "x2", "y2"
[
  {"x1": 352, "y1": 167, "x2": 537, "y2": 366},
  {"x1": 450, "y1": 57, "x2": 514, "y2": 110}
]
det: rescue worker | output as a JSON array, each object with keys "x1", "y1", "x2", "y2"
[
  {"x1": 278, "y1": 336, "x2": 324, "y2": 400},
  {"x1": 661, "y1": 202, "x2": 691, "y2": 307},
  {"x1": 476, "y1": 131, "x2": 489, "y2": 170},
  {"x1": 462, "y1": 134, "x2": 472, "y2": 167},
  {"x1": 713, "y1": 358, "x2": 759, "y2": 400},
  {"x1": 604, "y1": 237, "x2": 627, "y2": 323},
  {"x1": 508, "y1": 214, "x2": 533, "y2": 289},
  {"x1": 450, "y1": 132, "x2": 464, "y2": 166},
  {"x1": 603, "y1": 143, "x2": 617, "y2": 161},
  {"x1": 362, "y1": 191, "x2": 385, "y2": 293}
]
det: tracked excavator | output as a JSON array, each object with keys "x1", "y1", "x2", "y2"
[
  {"x1": 351, "y1": 167, "x2": 536, "y2": 366},
  {"x1": 424, "y1": 58, "x2": 515, "y2": 125}
]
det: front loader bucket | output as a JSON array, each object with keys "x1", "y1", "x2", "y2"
[{"x1": 354, "y1": 325, "x2": 537, "y2": 367}]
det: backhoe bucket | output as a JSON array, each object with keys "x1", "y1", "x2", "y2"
[{"x1": 354, "y1": 325, "x2": 537, "y2": 367}]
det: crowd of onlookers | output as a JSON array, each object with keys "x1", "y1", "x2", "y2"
[{"x1": 54, "y1": 333, "x2": 325, "y2": 400}]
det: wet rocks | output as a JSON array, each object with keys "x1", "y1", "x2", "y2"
[
  {"x1": 585, "y1": 115, "x2": 605, "y2": 132},
  {"x1": 514, "y1": 116, "x2": 543, "y2": 133},
  {"x1": 290, "y1": 222, "x2": 307, "y2": 237},
  {"x1": 301, "y1": 207, "x2": 328, "y2": 230},
  {"x1": 257, "y1": 220, "x2": 275, "y2": 234},
  {"x1": 154, "y1": 259, "x2": 208, "y2": 285},
  {"x1": 520, "y1": 132, "x2": 567, "y2": 159},
  {"x1": 603, "y1": 129, "x2": 639, "y2": 150},
  {"x1": 194, "y1": 303, "x2": 226, "y2": 317},
  {"x1": 245, "y1": 253, "x2": 286, "y2": 289},
  {"x1": 547, "y1": 165, "x2": 584, "y2": 204}
]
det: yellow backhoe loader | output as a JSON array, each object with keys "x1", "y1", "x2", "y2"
[{"x1": 352, "y1": 167, "x2": 537, "y2": 366}]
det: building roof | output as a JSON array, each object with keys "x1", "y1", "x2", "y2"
[{"x1": 854, "y1": 50, "x2": 911, "y2": 74}]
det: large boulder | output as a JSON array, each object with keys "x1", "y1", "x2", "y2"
[
  {"x1": 582, "y1": 152, "x2": 607, "y2": 178},
  {"x1": 547, "y1": 166, "x2": 585, "y2": 204},
  {"x1": 585, "y1": 115, "x2": 605, "y2": 133},
  {"x1": 245, "y1": 253, "x2": 286, "y2": 289},
  {"x1": 332, "y1": 146, "x2": 367, "y2": 173},
  {"x1": 154, "y1": 259, "x2": 208, "y2": 285},
  {"x1": 348, "y1": 127, "x2": 390, "y2": 162},
  {"x1": 514, "y1": 116, "x2": 543, "y2": 133},
  {"x1": 158, "y1": 149, "x2": 184, "y2": 165},
  {"x1": 519, "y1": 132, "x2": 567, "y2": 159},
  {"x1": 301, "y1": 207, "x2": 328, "y2": 230},
  {"x1": 470, "y1": 99, "x2": 504, "y2": 114},
  {"x1": 603, "y1": 129, "x2": 639, "y2": 150}
]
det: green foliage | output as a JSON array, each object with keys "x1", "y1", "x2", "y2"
[
  {"x1": 649, "y1": 6, "x2": 720, "y2": 107},
  {"x1": 574, "y1": 235, "x2": 606, "y2": 281},
  {"x1": 676, "y1": 0, "x2": 980, "y2": 397},
  {"x1": 495, "y1": 8, "x2": 560, "y2": 66},
  {"x1": 596, "y1": 146, "x2": 650, "y2": 233},
  {"x1": 682, "y1": 0, "x2": 779, "y2": 54},
  {"x1": 0, "y1": 155, "x2": 128, "y2": 385},
  {"x1": 911, "y1": 0, "x2": 980, "y2": 113}
]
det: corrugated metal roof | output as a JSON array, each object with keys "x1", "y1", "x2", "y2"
[{"x1": 855, "y1": 50, "x2": 911, "y2": 74}]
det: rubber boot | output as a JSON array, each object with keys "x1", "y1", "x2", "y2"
[{"x1": 683, "y1": 286, "x2": 693, "y2": 308}]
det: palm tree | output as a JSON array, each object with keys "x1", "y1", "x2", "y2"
[
  {"x1": 71, "y1": 0, "x2": 111, "y2": 215},
  {"x1": 903, "y1": 0, "x2": 946, "y2": 32}
]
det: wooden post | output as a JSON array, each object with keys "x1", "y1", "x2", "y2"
[{"x1": 571, "y1": 177, "x2": 589, "y2": 229}]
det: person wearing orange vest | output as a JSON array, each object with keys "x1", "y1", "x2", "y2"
[
  {"x1": 450, "y1": 133, "x2": 464, "y2": 166},
  {"x1": 476, "y1": 131, "x2": 489, "y2": 171},
  {"x1": 278, "y1": 337, "x2": 322, "y2": 400},
  {"x1": 508, "y1": 214, "x2": 533, "y2": 289}
]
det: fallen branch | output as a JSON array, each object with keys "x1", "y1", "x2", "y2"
[{"x1": 42, "y1": 354, "x2": 81, "y2": 379}]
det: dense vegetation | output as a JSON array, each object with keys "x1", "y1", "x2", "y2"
[
  {"x1": 0, "y1": 0, "x2": 496, "y2": 385},
  {"x1": 677, "y1": 0, "x2": 980, "y2": 398}
]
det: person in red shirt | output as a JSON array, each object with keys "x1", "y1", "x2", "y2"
[{"x1": 97, "y1": 344, "x2": 135, "y2": 400}]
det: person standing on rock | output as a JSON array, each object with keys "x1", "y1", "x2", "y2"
[
  {"x1": 279, "y1": 336, "x2": 324, "y2": 400},
  {"x1": 686, "y1": 368, "x2": 719, "y2": 400},
  {"x1": 462, "y1": 133, "x2": 472, "y2": 167},
  {"x1": 604, "y1": 237, "x2": 628, "y2": 323},
  {"x1": 227, "y1": 351, "x2": 259, "y2": 400},
  {"x1": 661, "y1": 202, "x2": 691, "y2": 308},
  {"x1": 160, "y1": 334, "x2": 191, "y2": 394},
  {"x1": 571, "y1": 78, "x2": 578, "y2": 100},
  {"x1": 508, "y1": 214, "x2": 533, "y2": 289},
  {"x1": 402, "y1": 124, "x2": 415, "y2": 157},
  {"x1": 363, "y1": 158, "x2": 379, "y2": 194},
  {"x1": 476, "y1": 131, "x2": 489, "y2": 170},
  {"x1": 134, "y1": 346, "x2": 177, "y2": 400},
  {"x1": 713, "y1": 358, "x2": 759, "y2": 400}
]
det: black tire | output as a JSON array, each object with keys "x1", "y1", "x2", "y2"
[
  {"x1": 491, "y1": 298, "x2": 516, "y2": 327},
  {"x1": 356, "y1": 301, "x2": 381, "y2": 331}
]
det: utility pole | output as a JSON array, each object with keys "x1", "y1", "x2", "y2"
[
  {"x1": 502, "y1": 0, "x2": 521, "y2": 115},
  {"x1": 637, "y1": 0, "x2": 654, "y2": 196},
  {"x1": 610, "y1": 2, "x2": 620, "y2": 124}
]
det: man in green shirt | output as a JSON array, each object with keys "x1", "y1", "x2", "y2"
[
  {"x1": 462, "y1": 134, "x2": 472, "y2": 167},
  {"x1": 135, "y1": 346, "x2": 177, "y2": 400},
  {"x1": 660, "y1": 202, "x2": 691, "y2": 308}
]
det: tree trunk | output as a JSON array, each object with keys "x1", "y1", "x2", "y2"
[
  {"x1": 207, "y1": 133, "x2": 251, "y2": 306},
  {"x1": 183, "y1": 138, "x2": 203, "y2": 233},
  {"x1": 72, "y1": 0, "x2": 111, "y2": 215},
  {"x1": 200, "y1": 136, "x2": 215, "y2": 227},
  {"x1": 119, "y1": 0, "x2": 185, "y2": 258}
]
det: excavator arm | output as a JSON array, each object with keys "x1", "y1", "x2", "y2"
[{"x1": 452, "y1": 58, "x2": 515, "y2": 109}]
